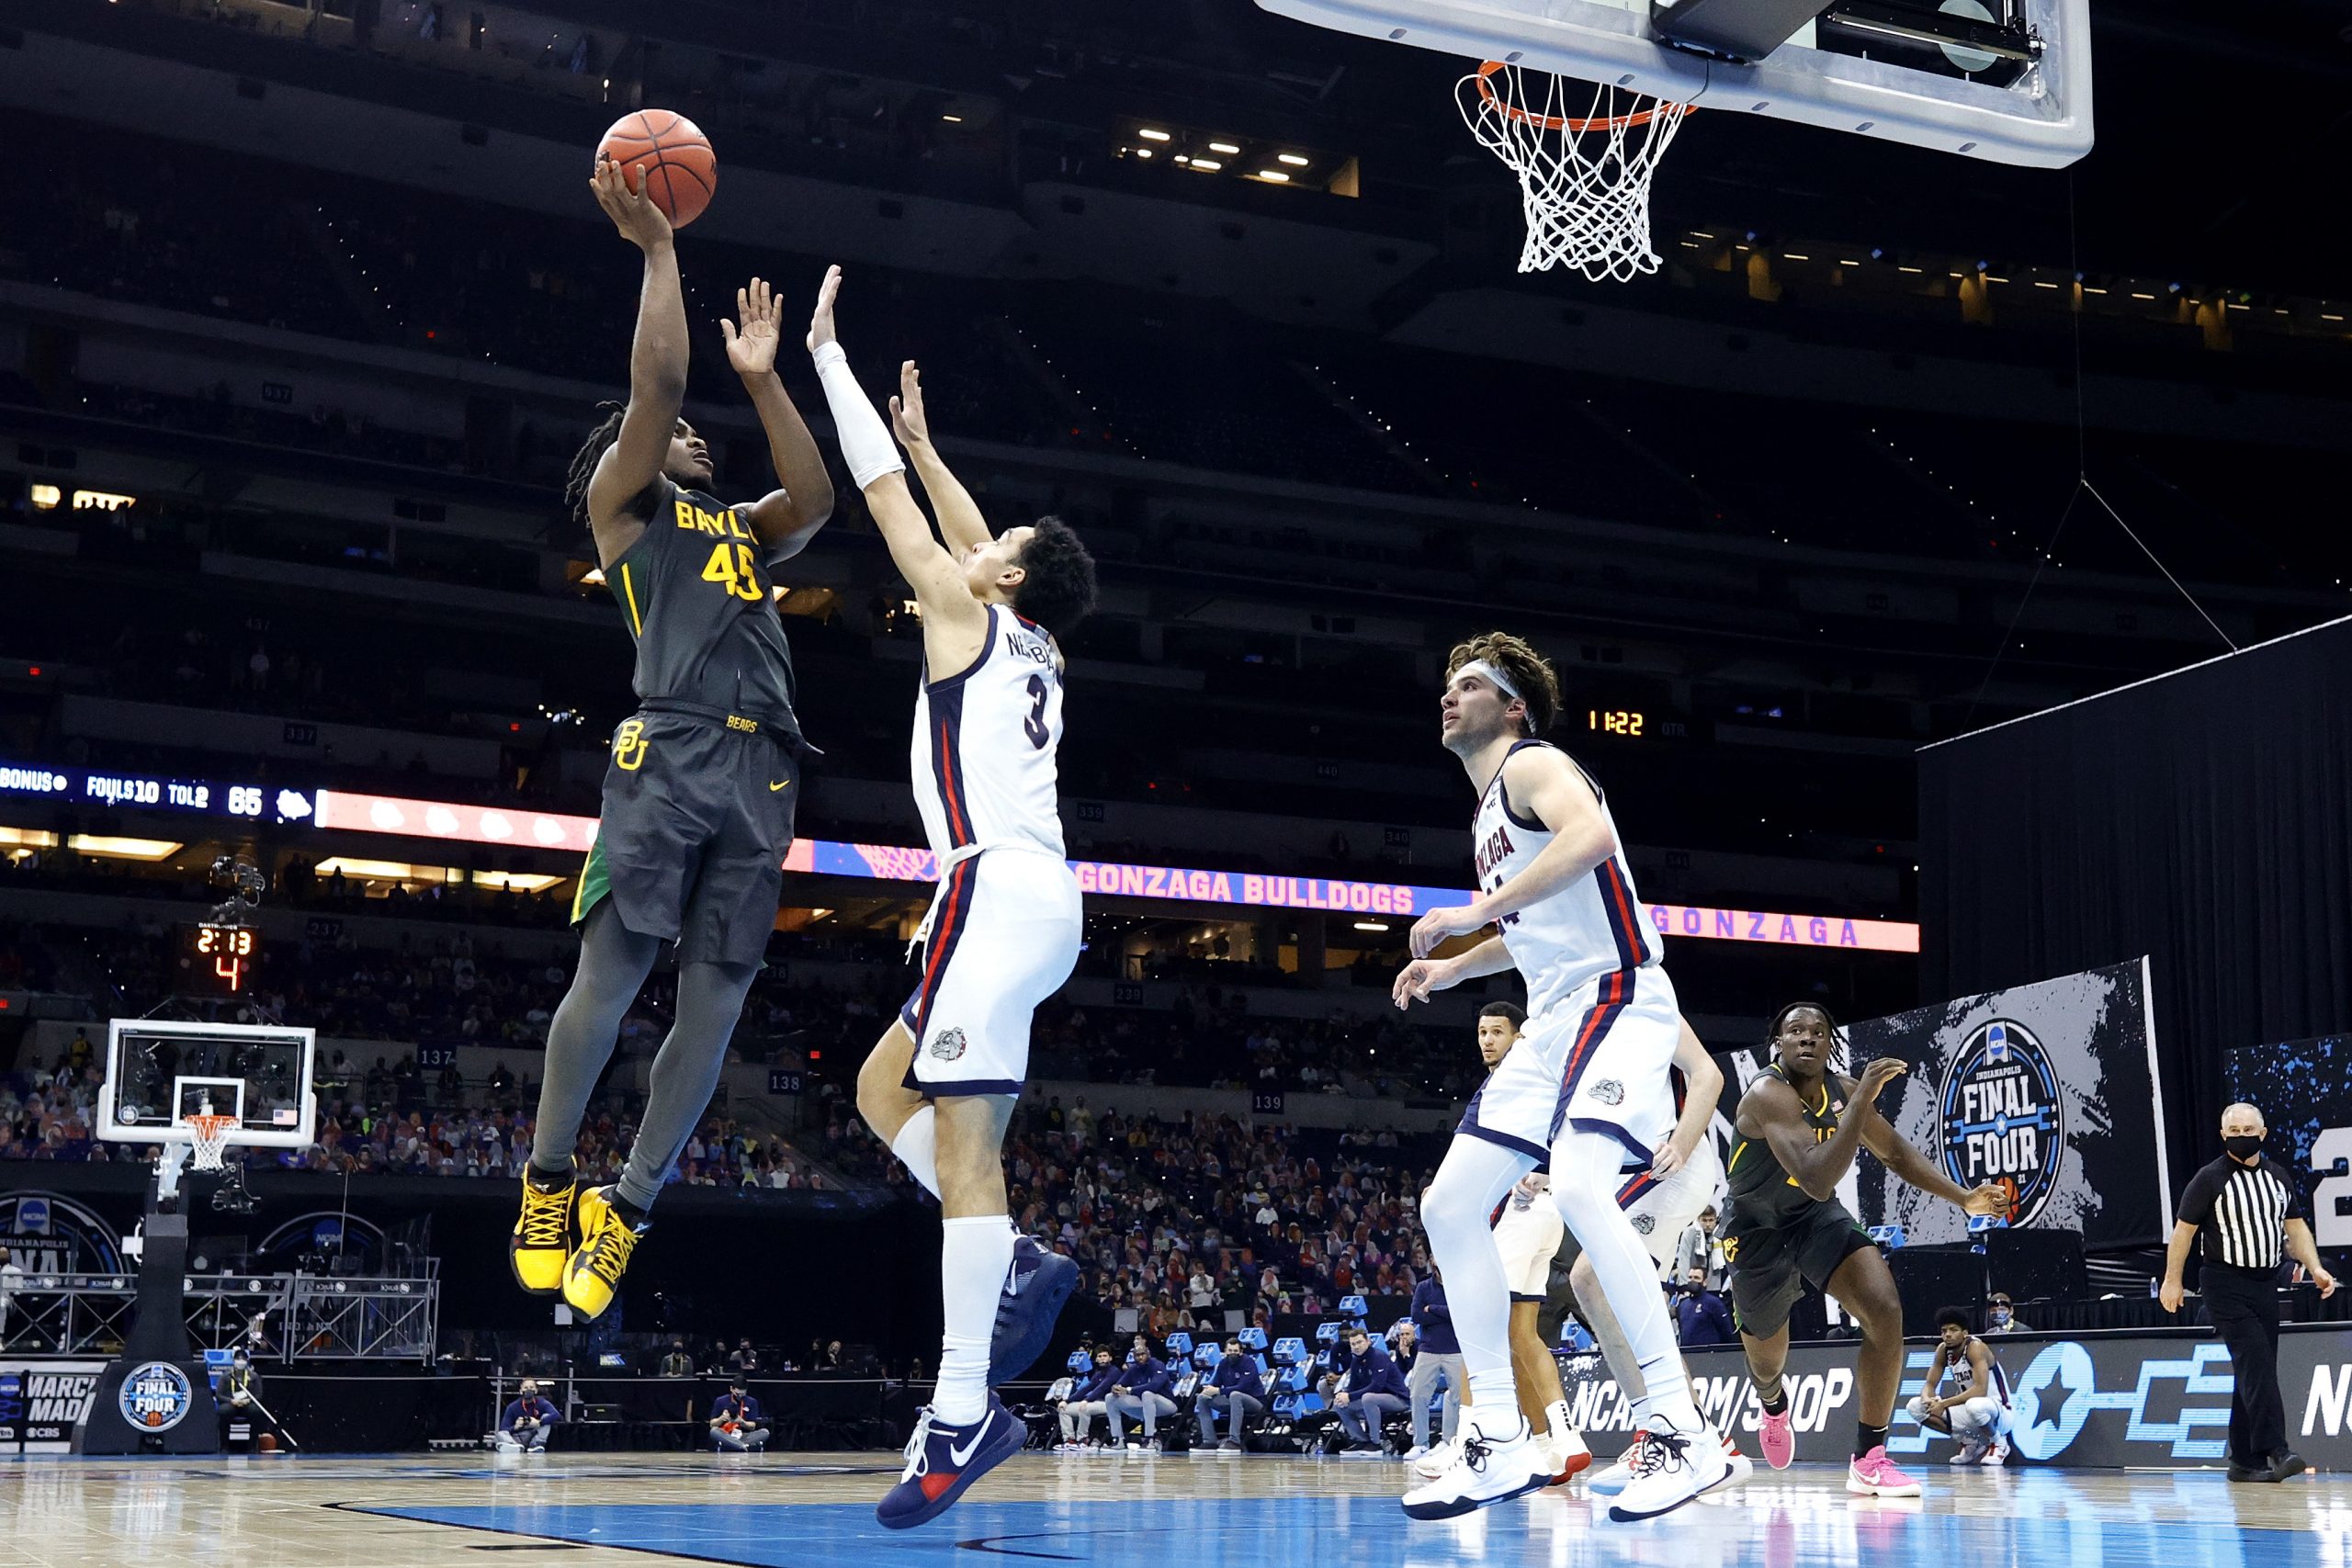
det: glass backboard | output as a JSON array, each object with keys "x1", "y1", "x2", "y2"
[{"x1": 99, "y1": 1020, "x2": 317, "y2": 1151}]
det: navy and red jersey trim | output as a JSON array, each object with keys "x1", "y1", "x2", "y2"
[
  {"x1": 904, "y1": 858, "x2": 980, "y2": 1051},
  {"x1": 1548, "y1": 966, "x2": 1636, "y2": 1142},
  {"x1": 1592, "y1": 857, "x2": 1652, "y2": 969},
  {"x1": 927, "y1": 681, "x2": 977, "y2": 851}
]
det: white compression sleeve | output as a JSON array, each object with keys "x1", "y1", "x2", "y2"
[{"x1": 809, "y1": 341, "x2": 905, "y2": 491}]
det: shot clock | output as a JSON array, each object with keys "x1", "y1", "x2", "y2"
[{"x1": 180, "y1": 923, "x2": 259, "y2": 994}]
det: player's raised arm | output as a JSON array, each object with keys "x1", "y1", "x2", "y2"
[
  {"x1": 1855, "y1": 1091, "x2": 2009, "y2": 1215},
  {"x1": 583, "y1": 157, "x2": 687, "y2": 566},
  {"x1": 802, "y1": 266, "x2": 989, "y2": 658},
  {"x1": 721, "y1": 275, "x2": 836, "y2": 558},
  {"x1": 890, "y1": 360, "x2": 993, "y2": 556}
]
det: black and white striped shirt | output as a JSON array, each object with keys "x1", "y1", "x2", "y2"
[{"x1": 2178, "y1": 1154, "x2": 2307, "y2": 1271}]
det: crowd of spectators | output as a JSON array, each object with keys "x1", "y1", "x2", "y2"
[{"x1": 988, "y1": 1104, "x2": 1442, "y2": 1324}]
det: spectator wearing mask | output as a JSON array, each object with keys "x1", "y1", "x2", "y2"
[
  {"x1": 1193, "y1": 1337, "x2": 1267, "y2": 1450},
  {"x1": 709, "y1": 1381, "x2": 770, "y2": 1451},
  {"x1": 659, "y1": 1339, "x2": 694, "y2": 1377},
  {"x1": 491, "y1": 1380, "x2": 560, "y2": 1452},
  {"x1": 215, "y1": 1348, "x2": 281, "y2": 1447},
  {"x1": 728, "y1": 1337, "x2": 762, "y2": 1375},
  {"x1": 1104, "y1": 1337, "x2": 1177, "y2": 1450},
  {"x1": 1675, "y1": 1206, "x2": 1727, "y2": 1292},
  {"x1": 1330, "y1": 1325, "x2": 1408, "y2": 1452},
  {"x1": 1056, "y1": 1348, "x2": 1122, "y2": 1450},
  {"x1": 1675, "y1": 1266, "x2": 1736, "y2": 1348},
  {"x1": 1404, "y1": 1269, "x2": 1466, "y2": 1460},
  {"x1": 1984, "y1": 1293, "x2": 2029, "y2": 1333}
]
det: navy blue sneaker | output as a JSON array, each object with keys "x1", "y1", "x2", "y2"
[
  {"x1": 989, "y1": 1235, "x2": 1080, "y2": 1384},
  {"x1": 876, "y1": 1396, "x2": 1025, "y2": 1529}
]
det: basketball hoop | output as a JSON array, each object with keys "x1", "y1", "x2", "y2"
[
  {"x1": 1457, "y1": 62, "x2": 1694, "y2": 283},
  {"x1": 185, "y1": 1112, "x2": 238, "y2": 1173}
]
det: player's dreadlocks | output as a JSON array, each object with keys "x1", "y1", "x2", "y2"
[
  {"x1": 564, "y1": 401, "x2": 628, "y2": 526},
  {"x1": 1764, "y1": 1001, "x2": 1848, "y2": 1061}
]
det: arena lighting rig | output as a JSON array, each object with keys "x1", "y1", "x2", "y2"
[{"x1": 0, "y1": 761, "x2": 1916, "y2": 952}]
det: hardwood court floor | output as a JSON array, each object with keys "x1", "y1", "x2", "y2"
[{"x1": 4, "y1": 1450, "x2": 2344, "y2": 1568}]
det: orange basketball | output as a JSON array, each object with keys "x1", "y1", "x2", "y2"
[{"x1": 597, "y1": 109, "x2": 717, "y2": 229}]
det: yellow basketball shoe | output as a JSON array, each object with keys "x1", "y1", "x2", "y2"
[
  {"x1": 509, "y1": 1165, "x2": 577, "y2": 1296},
  {"x1": 562, "y1": 1185, "x2": 650, "y2": 1319}
]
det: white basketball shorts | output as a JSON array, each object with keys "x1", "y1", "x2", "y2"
[
  {"x1": 899, "y1": 849, "x2": 1081, "y2": 1097},
  {"x1": 1615, "y1": 1131, "x2": 1724, "y2": 1269},
  {"x1": 1456, "y1": 963, "x2": 1681, "y2": 1177},
  {"x1": 1493, "y1": 1179, "x2": 1566, "y2": 1302}
]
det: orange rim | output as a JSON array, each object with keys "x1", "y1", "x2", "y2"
[{"x1": 1474, "y1": 61, "x2": 1690, "y2": 131}]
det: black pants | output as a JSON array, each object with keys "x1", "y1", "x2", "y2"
[{"x1": 2203, "y1": 1264, "x2": 2285, "y2": 1465}]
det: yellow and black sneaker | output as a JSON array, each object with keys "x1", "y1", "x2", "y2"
[
  {"x1": 562, "y1": 1185, "x2": 650, "y2": 1319},
  {"x1": 510, "y1": 1165, "x2": 578, "y2": 1296}
]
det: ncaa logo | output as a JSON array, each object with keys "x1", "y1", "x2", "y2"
[
  {"x1": 1939, "y1": 1019, "x2": 2064, "y2": 1224},
  {"x1": 929, "y1": 1027, "x2": 968, "y2": 1062},
  {"x1": 119, "y1": 1361, "x2": 195, "y2": 1431}
]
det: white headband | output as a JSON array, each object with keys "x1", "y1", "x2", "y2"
[{"x1": 1453, "y1": 659, "x2": 1521, "y2": 702}]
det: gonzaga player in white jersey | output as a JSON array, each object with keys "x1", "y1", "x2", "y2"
[
  {"x1": 808, "y1": 267, "x2": 1098, "y2": 1530},
  {"x1": 1391, "y1": 633, "x2": 1732, "y2": 1524}
]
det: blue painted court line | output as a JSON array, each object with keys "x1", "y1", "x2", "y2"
[{"x1": 356, "y1": 1487, "x2": 2335, "y2": 1568}]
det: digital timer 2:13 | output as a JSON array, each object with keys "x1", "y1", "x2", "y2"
[{"x1": 183, "y1": 923, "x2": 259, "y2": 993}]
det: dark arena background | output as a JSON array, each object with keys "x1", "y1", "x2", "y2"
[{"x1": 2, "y1": 1, "x2": 2348, "y2": 1564}]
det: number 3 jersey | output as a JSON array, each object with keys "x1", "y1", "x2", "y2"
[
  {"x1": 910, "y1": 604, "x2": 1068, "y2": 860},
  {"x1": 605, "y1": 478, "x2": 803, "y2": 741}
]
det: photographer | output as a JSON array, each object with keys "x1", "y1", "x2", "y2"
[
  {"x1": 709, "y1": 1380, "x2": 770, "y2": 1452},
  {"x1": 490, "y1": 1379, "x2": 560, "y2": 1453}
]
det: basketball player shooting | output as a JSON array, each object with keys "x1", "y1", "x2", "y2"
[
  {"x1": 1724, "y1": 1003, "x2": 2008, "y2": 1495},
  {"x1": 803, "y1": 266, "x2": 1099, "y2": 1529},
  {"x1": 508, "y1": 159, "x2": 836, "y2": 1319},
  {"x1": 1390, "y1": 633, "x2": 1729, "y2": 1523}
]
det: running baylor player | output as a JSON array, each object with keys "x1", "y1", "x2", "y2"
[
  {"x1": 1724, "y1": 1002, "x2": 2008, "y2": 1496},
  {"x1": 1390, "y1": 632, "x2": 1731, "y2": 1524},
  {"x1": 509, "y1": 161, "x2": 836, "y2": 1318},
  {"x1": 803, "y1": 267, "x2": 1098, "y2": 1530}
]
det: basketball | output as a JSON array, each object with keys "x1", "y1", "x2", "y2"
[{"x1": 596, "y1": 109, "x2": 716, "y2": 228}]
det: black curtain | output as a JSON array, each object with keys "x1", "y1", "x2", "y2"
[{"x1": 1920, "y1": 615, "x2": 2352, "y2": 1175}]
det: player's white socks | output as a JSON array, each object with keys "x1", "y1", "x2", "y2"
[
  {"x1": 890, "y1": 1106, "x2": 943, "y2": 1201},
  {"x1": 1549, "y1": 1131, "x2": 1702, "y2": 1432},
  {"x1": 1546, "y1": 1401, "x2": 1582, "y2": 1458},
  {"x1": 1417, "y1": 1135, "x2": 1531, "y2": 1425},
  {"x1": 935, "y1": 1214, "x2": 1012, "y2": 1425}
]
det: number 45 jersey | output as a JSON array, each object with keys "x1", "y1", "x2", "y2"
[{"x1": 901, "y1": 603, "x2": 1080, "y2": 1098}]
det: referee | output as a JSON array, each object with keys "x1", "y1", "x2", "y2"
[{"x1": 2159, "y1": 1101, "x2": 2337, "y2": 1483}]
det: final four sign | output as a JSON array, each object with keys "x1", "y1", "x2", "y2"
[{"x1": 1846, "y1": 959, "x2": 2170, "y2": 1249}]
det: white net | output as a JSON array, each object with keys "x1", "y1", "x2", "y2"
[
  {"x1": 1457, "y1": 62, "x2": 1693, "y2": 283},
  {"x1": 186, "y1": 1112, "x2": 237, "y2": 1172}
]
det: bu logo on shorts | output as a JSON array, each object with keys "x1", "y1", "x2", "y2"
[
  {"x1": 930, "y1": 1027, "x2": 968, "y2": 1062},
  {"x1": 1591, "y1": 1078, "x2": 1625, "y2": 1106}
]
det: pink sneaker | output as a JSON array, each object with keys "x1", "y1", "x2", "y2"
[
  {"x1": 1847, "y1": 1446, "x2": 1923, "y2": 1497},
  {"x1": 1758, "y1": 1407, "x2": 1795, "y2": 1471}
]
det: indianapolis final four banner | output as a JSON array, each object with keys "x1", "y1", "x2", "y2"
[{"x1": 1834, "y1": 958, "x2": 2172, "y2": 1248}]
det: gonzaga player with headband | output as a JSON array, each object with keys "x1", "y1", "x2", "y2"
[
  {"x1": 804, "y1": 266, "x2": 1099, "y2": 1529},
  {"x1": 1392, "y1": 632, "x2": 1730, "y2": 1522}
]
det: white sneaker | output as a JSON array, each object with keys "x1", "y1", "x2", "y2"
[
  {"x1": 1592, "y1": 1428, "x2": 1744, "y2": 1496},
  {"x1": 1411, "y1": 1437, "x2": 1457, "y2": 1482},
  {"x1": 1399, "y1": 1420, "x2": 1552, "y2": 1521},
  {"x1": 1607, "y1": 1422, "x2": 1734, "y2": 1523},
  {"x1": 1950, "y1": 1439, "x2": 1989, "y2": 1465},
  {"x1": 1547, "y1": 1428, "x2": 1592, "y2": 1486},
  {"x1": 1982, "y1": 1439, "x2": 2010, "y2": 1467},
  {"x1": 1402, "y1": 1443, "x2": 1430, "y2": 1463}
]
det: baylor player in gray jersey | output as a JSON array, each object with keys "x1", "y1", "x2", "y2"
[{"x1": 510, "y1": 157, "x2": 838, "y2": 1320}]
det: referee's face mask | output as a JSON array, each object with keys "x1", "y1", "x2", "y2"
[{"x1": 2224, "y1": 1134, "x2": 2266, "y2": 1161}]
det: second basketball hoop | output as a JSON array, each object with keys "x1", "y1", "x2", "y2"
[{"x1": 1458, "y1": 61, "x2": 1693, "y2": 283}]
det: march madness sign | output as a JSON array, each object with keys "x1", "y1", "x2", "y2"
[{"x1": 1845, "y1": 959, "x2": 2171, "y2": 1248}]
